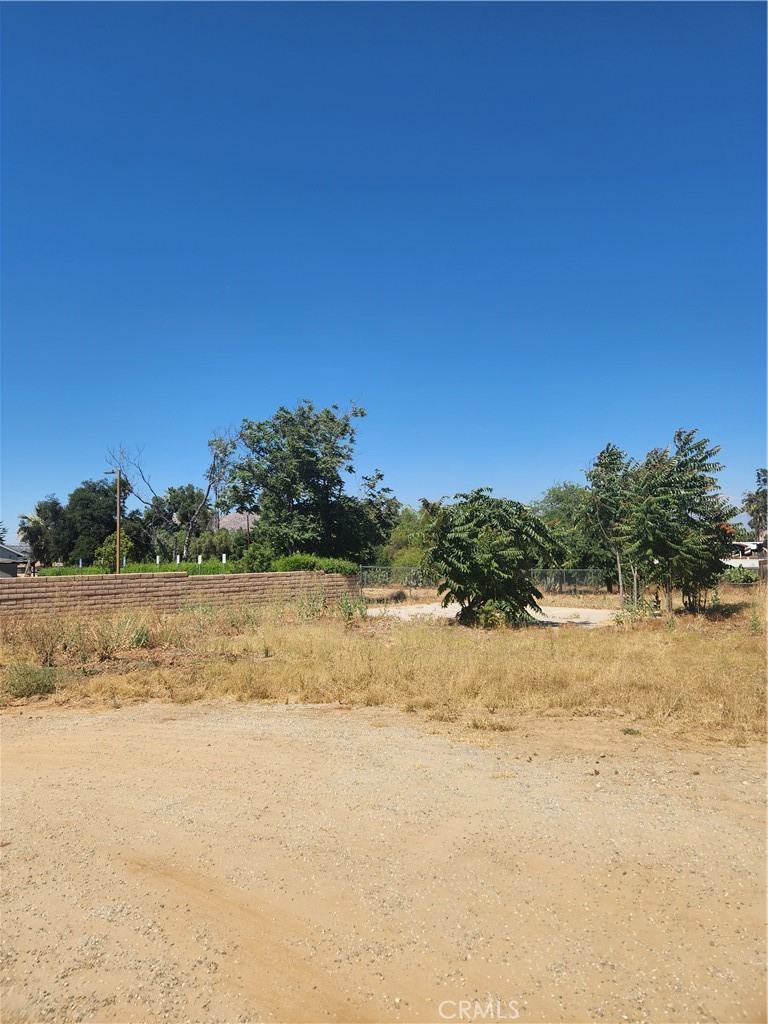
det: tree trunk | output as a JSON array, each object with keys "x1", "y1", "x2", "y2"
[{"x1": 615, "y1": 550, "x2": 624, "y2": 599}]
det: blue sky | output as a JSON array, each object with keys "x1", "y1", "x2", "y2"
[{"x1": 2, "y1": 2, "x2": 765, "y2": 537}]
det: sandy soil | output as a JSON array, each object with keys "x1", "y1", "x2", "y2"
[
  {"x1": 367, "y1": 604, "x2": 617, "y2": 628},
  {"x1": 1, "y1": 703, "x2": 764, "y2": 1024}
]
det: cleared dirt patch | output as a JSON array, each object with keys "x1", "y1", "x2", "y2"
[
  {"x1": 368, "y1": 603, "x2": 617, "y2": 628},
  {"x1": 1, "y1": 703, "x2": 765, "y2": 1023}
]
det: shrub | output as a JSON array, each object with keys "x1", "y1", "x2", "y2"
[
  {"x1": 132, "y1": 624, "x2": 150, "y2": 648},
  {"x1": 295, "y1": 588, "x2": 327, "y2": 619},
  {"x1": 4, "y1": 665, "x2": 58, "y2": 697},
  {"x1": 93, "y1": 532, "x2": 135, "y2": 573},
  {"x1": 424, "y1": 489, "x2": 560, "y2": 626},
  {"x1": 316, "y1": 557, "x2": 360, "y2": 576},
  {"x1": 37, "y1": 553, "x2": 358, "y2": 576},
  {"x1": 336, "y1": 593, "x2": 368, "y2": 622},
  {"x1": 270, "y1": 554, "x2": 358, "y2": 575},
  {"x1": 721, "y1": 565, "x2": 759, "y2": 585},
  {"x1": 21, "y1": 617, "x2": 64, "y2": 665},
  {"x1": 235, "y1": 544, "x2": 274, "y2": 573}
]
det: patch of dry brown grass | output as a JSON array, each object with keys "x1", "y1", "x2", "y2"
[
  {"x1": 534, "y1": 591, "x2": 623, "y2": 609},
  {"x1": 1, "y1": 588, "x2": 764, "y2": 741}
]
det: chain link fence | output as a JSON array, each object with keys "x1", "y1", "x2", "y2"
[
  {"x1": 529, "y1": 567, "x2": 612, "y2": 595},
  {"x1": 361, "y1": 565, "x2": 613, "y2": 596},
  {"x1": 360, "y1": 566, "x2": 440, "y2": 590}
]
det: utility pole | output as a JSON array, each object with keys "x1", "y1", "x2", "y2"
[{"x1": 105, "y1": 469, "x2": 121, "y2": 574}]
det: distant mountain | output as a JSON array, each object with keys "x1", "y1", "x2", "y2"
[{"x1": 216, "y1": 511, "x2": 257, "y2": 532}]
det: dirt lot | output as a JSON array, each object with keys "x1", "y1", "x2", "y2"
[
  {"x1": 367, "y1": 604, "x2": 617, "y2": 628},
  {"x1": 1, "y1": 702, "x2": 765, "y2": 1024}
]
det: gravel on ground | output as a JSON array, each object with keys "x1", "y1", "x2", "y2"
[{"x1": 1, "y1": 702, "x2": 764, "y2": 1023}]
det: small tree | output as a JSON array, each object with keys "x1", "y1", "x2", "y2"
[
  {"x1": 423, "y1": 489, "x2": 561, "y2": 625},
  {"x1": 93, "y1": 532, "x2": 135, "y2": 573},
  {"x1": 584, "y1": 444, "x2": 633, "y2": 599},
  {"x1": 624, "y1": 430, "x2": 736, "y2": 613}
]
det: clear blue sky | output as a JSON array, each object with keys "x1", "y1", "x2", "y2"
[{"x1": 2, "y1": 2, "x2": 765, "y2": 538}]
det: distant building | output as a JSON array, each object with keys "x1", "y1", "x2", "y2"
[
  {"x1": 0, "y1": 543, "x2": 27, "y2": 579},
  {"x1": 722, "y1": 540, "x2": 766, "y2": 571}
]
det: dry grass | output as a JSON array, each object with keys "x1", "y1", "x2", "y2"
[
  {"x1": 362, "y1": 585, "x2": 440, "y2": 605},
  {"x1": 0, "y1": 587, "x2": 764, "y2": 741},
  {"x1": 534, "y1": 590, "x2": 624, "y2": 609}
]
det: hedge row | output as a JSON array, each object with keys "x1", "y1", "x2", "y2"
[{"x1": 38, "y1": 554, "x2": 359, "y2": 578}]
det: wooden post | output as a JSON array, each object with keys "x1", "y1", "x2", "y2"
[{"x1": 116, "y1": 470, "x2": 121, "y2": 575}]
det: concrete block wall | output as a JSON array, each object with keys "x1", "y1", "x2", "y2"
[{"x1": 0, "y1": 571, "x2": 359, "y2": 617}]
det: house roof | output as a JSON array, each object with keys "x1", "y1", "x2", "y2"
[{"x1": 0, "y1": 543, "x2": 26, "y2": 562}]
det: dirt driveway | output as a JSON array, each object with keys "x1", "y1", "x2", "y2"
[{"x1": 1, "y1": 703, "x2": 765, "y2": 1024}]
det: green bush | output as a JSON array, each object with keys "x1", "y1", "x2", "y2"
[
  {"x1": 721, "y1": 565, "x2": 759, "y2": 584},
  {"x1": 120, "y1": 560, "x2": 230, "y2": 574},
  {"x1": 234, "y1": 545, "x2": 274, "y2": 573},
  {"x1": 270, "y1": 554, "x2": 358, "y2": 575},
  {"x1": 38, "y1": 553, "x2": 358, "y2": 577},
  {"x1": 93, "y1": 532, "x2": 136, "y2": 573},
  {"x1": 336, "y1": 593, "x2": 368, "y2": 621},
  {"x1": 4, "y1": 665, "x2": 58, "y2": 697}
]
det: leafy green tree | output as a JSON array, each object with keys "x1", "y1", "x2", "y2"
[
  {"x1": 530, "y1": 481, "x2": 616, "y2": 586},
  {"x1": 583, "y1": 430, "x2": 736, "y2": 611},
  {"x1": 423, "y1": 489, "x2": 561, "y2": 625},
  {"x1": 625, "y1": 430, "x2": 736, "y2": 613},
  {"x1": 743, "y1": 470, "x2": 767, "y2": 541},
  {"x1": 121, "y1": 511, "x2": 153, "y2": 563},
  {"x1": 220, "y1": 401, "x2": 398, "y2": 561},
  {"x1": 189, "y1": 528, "x2": 250, "y2": 561},
  {"x1": 728, "y1": 522, "x2": 752, "y2": 542},
  {"x1": 0, "y1": 522, "x2": 6, "y2": 544},
  {"x1": 18, "y1": 495, "x2": 72, "y2": 566},
  {"x1": 584, "y1": 444, "x2": 634, "y2": 598},
  {"x1": 330, "y1": 470, "x2": 401, "y2": 564},
  {"x1": 379, "y1": 506, "x2": 432, "y2": 566},
  {"x1": 93, "y1": 532, "x2": 136, "y2": 573},
  {"x1": 65, "y1": 479, "x2": 125, "y2": 564}
]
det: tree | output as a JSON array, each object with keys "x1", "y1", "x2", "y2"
[
  {"x1": 330, "y1": 470, "x2": 402, "y2": 564},
  {"x1": 743, "y1": 470, "x2": 767, "y2": 541},
  {"x1": 586, "y1": 429, "x2": 735, "y2": 613},
  {"x1": 0, "y1": 522, "x2": 5, "y2": 544},
  {"x1": 65, "y1": 479, "x2": 125, "y2": 565},
  {"x1": 18, "y1": 495, "x2": 71, "y2": 566},
  {"x1": 584, "y1": 444, "x2": 634, "y2": 598},
  {"x1": 379, "y1": 506, "x2": 432, "y2": 566},
  {"x1": 624, "y1": 430, "x2": 736, "y2": 613},
  {"x1": 109, "y1": 435, "x2": 235, "y2": 561},
  {"x1": 93, "y1": 532, "x2": 136, "y2": 573},
  {"x1": 220, "y1": 401, "x2": 397, "y2": 561},
  {"x1": 423, "y1": 489, "x2": 561, "y2": 625},
  {"x1": 530, "y1": 481, "x2": 616, "y2": 585}
]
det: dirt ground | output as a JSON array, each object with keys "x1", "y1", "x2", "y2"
[
  {"x1": 367, "y1": 604, "x2": 617, "y2": 628},
  {"x1": 1, "y1": 702, "x2": 765, "y2": 1024}
]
